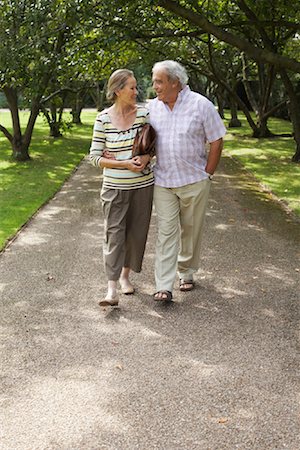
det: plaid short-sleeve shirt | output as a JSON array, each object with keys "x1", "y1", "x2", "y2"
[{"x1": 149, "y1": 86, "x2": 226, "y2": 188}]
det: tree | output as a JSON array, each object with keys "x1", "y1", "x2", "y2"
[
  {"x1": 0, "y1": 0, "x2": 91, "y2": 160},
  {"x1": 153, "y1": 0, "x2": 300, "y2": 161}
]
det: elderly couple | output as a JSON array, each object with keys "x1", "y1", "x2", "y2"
[{"x1": 89, "y1": 60, "x2": 226, "y2": 307}]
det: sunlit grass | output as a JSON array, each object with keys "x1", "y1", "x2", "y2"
[
  {"x1": 0, "y1": 109, "x2": 97, "y2": 250},
  {"x1": 1, "y1": 108, "x2": 299, "y2": 251},
  {"x1": 223, "y1": 112, "x2": 300, "y2": 217}
]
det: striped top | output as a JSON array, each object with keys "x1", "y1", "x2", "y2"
[
  {"x1": 89, "y1": 105, "x2": 154, "y2": 190},
  {"x1": 149, "y1": 86, "x2": 226, "y2": 188}
]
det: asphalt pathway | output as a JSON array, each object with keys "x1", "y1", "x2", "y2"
[{"x1": 0, "y1": 155, "x2": 299, "y2": 450}]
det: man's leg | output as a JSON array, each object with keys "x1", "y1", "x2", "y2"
[
  {"x1": 177, "y1": 179, "x2": 211, "y2": 282},
  {"x1": 154, "y1": 185, "x2": 180, "y2": 293}
]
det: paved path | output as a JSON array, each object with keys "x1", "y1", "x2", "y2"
[{"x1": 0, "y1": 156, "x2": 299, "y2": 450}]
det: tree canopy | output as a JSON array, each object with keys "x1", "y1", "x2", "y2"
[{"x1": 1, "y1": 0, "x2": 300, "y2": 161}]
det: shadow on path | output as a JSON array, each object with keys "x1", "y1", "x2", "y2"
[{"x1": 0, "y1": 156, "x2": 299, "y2": 450}]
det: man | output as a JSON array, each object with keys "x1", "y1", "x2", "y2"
[{"x1": 149, "y1": 60, "x2": 226, "y2": 302}]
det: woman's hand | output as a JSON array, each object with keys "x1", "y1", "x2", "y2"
[{"x1": 131, "y1": 154, "x2": 150, "y2": 171}]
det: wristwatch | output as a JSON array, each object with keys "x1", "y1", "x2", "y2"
[{"x1": 207, "y1": 173, "x2": 213, "y2": 180}]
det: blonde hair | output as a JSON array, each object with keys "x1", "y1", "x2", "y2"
[{"x1": 106, "y1": 69, "x2": 134, "y2": 103}]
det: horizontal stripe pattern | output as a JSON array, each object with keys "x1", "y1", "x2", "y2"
[{"x1": 89, "y1": 105, "x2": 154, "y2": 190}]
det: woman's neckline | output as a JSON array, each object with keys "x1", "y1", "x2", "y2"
[{"x1": 106, "y1": 105, "x2": 138, "y2": 132}]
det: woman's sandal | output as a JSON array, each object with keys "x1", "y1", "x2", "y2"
[
  {"x1": 153, "y1": 291, "x2": 173, "y2": 302},
  {"x1": 99, "y1": 294, "x2": 119, "y2": 307},
  {"x1": 179, "y1": 279, "x2": 195, "y2": 292},
  {"x1": 119, "y1": 279, "x2": 135, "y2": 295}
]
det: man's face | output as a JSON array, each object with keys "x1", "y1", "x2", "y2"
[{"x1": 152, "y1": 69, "x2": 180, "y2": 104}]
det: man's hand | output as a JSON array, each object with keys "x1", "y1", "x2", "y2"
[
  {"x1": 103, "y1": 150, "x2": 116, "y2": 160},
  {"x1": 127, "y1": 156, "x2": 146, "y2": 172},
  {"x1": 102, "y1": 150, "x2": 150, "y2": 172},
  {"x1": 132, "y1": 154, "x2": 150, "y2": 171}
]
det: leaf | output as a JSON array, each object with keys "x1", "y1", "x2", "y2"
[{"x1": 218, "y1": 417, "x2": 228, "y2": 424}]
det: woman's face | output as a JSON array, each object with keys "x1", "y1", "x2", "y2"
[{"x1": 116, "y1": 76, "x2": 137, "y2": 104}]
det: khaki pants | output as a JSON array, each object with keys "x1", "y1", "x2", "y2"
[
  {"x1": 101, "y1": 185, "x2": 153, "y2": 280},
  {"x1": 153, "y1": 179, "x2": 211, "y2": 292}
]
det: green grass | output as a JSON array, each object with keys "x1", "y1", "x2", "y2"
[
  {"x1": 223, "y1": 112, "x2": 300, "y2": 218},
  {"x1": 1, "y1": 109, "x2": 299, "y2": 252},
  {"x1": 0, "y1": 109, "x2": 97, "y2": 250}
]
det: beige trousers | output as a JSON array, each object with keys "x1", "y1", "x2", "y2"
[
  {"x1": 153, "y1": 179, "x2": 211, "y2": 292},
  {"x1": 101, "y1": 185, "x2": 153, "y2": 281}
]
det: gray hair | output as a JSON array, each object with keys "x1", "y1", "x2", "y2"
[
  {"x1": 152, "y1": 60, "x2": 188, "y2": 87},
  {"x1": 106, "y1": 69, "x2": 134, "y2": 103}
]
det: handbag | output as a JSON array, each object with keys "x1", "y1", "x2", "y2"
[{"x1": 132, "y1": 124, "x2": 156, "y2": 157}]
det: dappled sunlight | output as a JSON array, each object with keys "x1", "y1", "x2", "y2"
[
  {"x1": 219, "y1": 287, "x2": 248, "y2": 299},
  {"x1": 188, "y1": 359, "x2": 224, "y2": 379},
  {"x1": 38, "y1": 206, "x2": 68, "y2": 219},
  {"x1": 140, "y1": 328, "x2": 162, "y2": 338},
  {"x1": 246, "y1": 223, "x2": 263, "y2": 231},
  {"x1": 1, "y1": 373, "x2": 127, "y2": 449},
  {"x1": 261, "y1": 308, "x2": 276, "y2": 319},
  {"x1": 14, "y1": 231, "x2": 51, "y2": 246},
  {"x1": 193, "y1": 302, "x2": 222, "y2": 313},
  {"x1": 215, "y1": 223, "x2": 234, "y2": 231},
  {"x1": 147, "y1": 310, "x2": 164, "y2": 319},
  {"x1": 259, "y1": 264, "x2": 296, "y2": 284}
]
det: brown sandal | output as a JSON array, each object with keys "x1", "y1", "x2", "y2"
[
  {"x1": 153, "y1": 291, "x2": 173, "y2": 302},
  {"x1": 179, "y1": 280, "x2": 195, "y2": 292}
]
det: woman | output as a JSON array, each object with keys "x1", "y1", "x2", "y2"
[{"x1": 89, "y1": 69, "x2": 154, "y2": 306}]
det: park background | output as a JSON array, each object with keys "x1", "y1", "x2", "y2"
[{"x1": 1, "y1": 0, "x2": 300, "y2": 250}]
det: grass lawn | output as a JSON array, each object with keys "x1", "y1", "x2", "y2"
[
  {"x1": 223, "y1": 112, "x2": 300, "y2": 218},
  {"x1": 0, "y1": 109, "x2": 299, "y2": 252},
  {"x1": 0, "y1": 109, "x2": 97, "y2": 250}
]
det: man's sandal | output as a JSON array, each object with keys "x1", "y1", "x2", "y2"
[
  {"x1": 179, "y1": 279, "x2": 195, "y2": 292},
  {"x1": 153, "y1": 291, "x2": 173, "y2": 302}
]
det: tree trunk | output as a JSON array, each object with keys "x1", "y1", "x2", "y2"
[
  {"x1": 71, "y1": 92, "x2": 84, "y2": 124},
  {"x1": 252, "y1": 118, "x2": 274, "y2": 138},
  {"x1": 71, "y1": 109, "x2": 82, "y2": 124},
  {"x1": 216, "y1": 92, "x2": 225, "y2": 118},
  {"x1": 228, "y1": 99, "x2": 241, "y2": 127},
  {"x1": 3, "y1": 86, "x2": 31, "y2": 161},
  {"x1": 241, "y1": 53, "x2": 259, "y2": 115},
  {"x1": 280, "y1": 69, "x2": 300, "y2": 162},
  {"x1": 90, "y1": 84, "x2": 106, "y2": 111}
]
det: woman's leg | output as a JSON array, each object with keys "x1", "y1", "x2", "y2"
[
  {"x1": 123, "y1": 185, "x2": 154, "y2": 273},
  {"x1": 100, "y1": 188, "x2": 130, "y2": 304},
  {"x1": 119, "y1": 267, "x2": 135, "y2": 294}
]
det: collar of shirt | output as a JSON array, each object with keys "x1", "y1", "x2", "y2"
[{"x1": 163, "y1": 85, "x2": 190, "y2": 112}]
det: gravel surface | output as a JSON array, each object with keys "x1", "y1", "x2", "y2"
[{"x1": 0, "y1": 155, "x2": 299, "y2": 450}]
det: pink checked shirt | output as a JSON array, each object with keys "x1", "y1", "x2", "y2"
[{"x1": 149, "y1": 86, "x2": 226, "y2": 188}]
